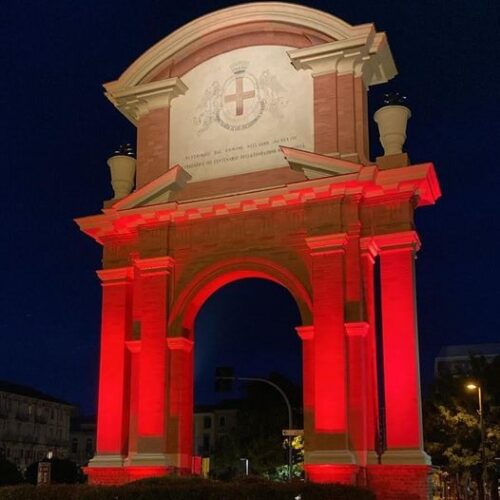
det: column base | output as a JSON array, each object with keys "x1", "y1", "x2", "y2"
[
  {"x1": 125, "y1": 452, "x2": 169, "y2": 467},
  {"x1": 305, "y1": 464, "x2": 359, "y2": 484},
  {"x1": 381, "y1": 448, "x2": 431, "y2": 465},
  {"x1": 305, "y1": 449, "x2": 356, "y2": 465},
  {"x1": 88, "y1": 454, "x2": 125, "y2": 468},
  {"x1": 367, "y1": 464, "x2": 431, "y2": 500}
]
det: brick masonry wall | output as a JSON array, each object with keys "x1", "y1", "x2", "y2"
[{"x1": 367, "y1": 465, "x2": 431, "y2": 500}]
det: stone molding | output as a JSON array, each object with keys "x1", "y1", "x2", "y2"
[
  {"x1": 288, "y1": 31, "x2": 396, "y2": 85},
  {"x1": 111, "y1": 165, "x2": 192, "y2": 210},
  {"x1": 107, "y1": 78, "x2": 187, "y2": 125},
  {"x1": 104, "y1": 3, "x2": 393, "y2": 91},
  {"x1": 372, "y1": 230, "x2": 421, "y2": 253},
  {"x1": 134, "y1": 256, "x2": 174, "y2": 274},
  {"x1": 306, "y1": 233, "x2": 348, "y2": 255},
  {"x1": 75, "y1": 163, "x2": 440, "y2": 242},
  {"x1": 166, "y1": 337, "x2": 194, "y2": 352},
  {"x1": 304, "y1": 449, "x2": 357, "y2": 465},
  {"x1": 88, "y1": 454, "x2": 125, "y2": 468},
  {"x1": 97, "y1": 267, "x2": 133, "y2": 285},
  {"x1": 345, "y1": 322, "x2": 369, "y2": 337},
  {"x1": 381, "y1": 448, "x2": 431, "y2": 466},
  {"x1": 295, "y1": 325, "x2": 314, "y2": 341}
]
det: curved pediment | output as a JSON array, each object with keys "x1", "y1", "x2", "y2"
[{"x1": 104, "y1": 2, "x2": 392, "y2": 96}]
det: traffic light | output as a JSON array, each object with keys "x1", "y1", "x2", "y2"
[{"x1": 215, "y1": 367, "x2": 234, "y2": 392}]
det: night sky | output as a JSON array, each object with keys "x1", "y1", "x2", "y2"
[{"x1": 2, "y1": 1, "x2": 499, "y2": 415}]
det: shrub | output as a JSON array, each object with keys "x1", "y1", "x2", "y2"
[
  {"x1": 0, "y1": 459, "x2": 23, "y2": 486},
  {"x1": 0, "y1": 477, "x2": 375, "y2": 500},
  {"x1": 25, "y1": 459, "x2": 80, "y2": 485}
]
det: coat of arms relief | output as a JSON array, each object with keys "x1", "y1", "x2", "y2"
[{"x1": 194, "y1": 61, "x2": 288, "y2": 135}]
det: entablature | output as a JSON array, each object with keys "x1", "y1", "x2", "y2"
[{"x1": 75, "y1": 163, "x2": 440, "y2": 245}]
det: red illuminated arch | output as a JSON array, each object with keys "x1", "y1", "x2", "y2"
[{"x1": 169, "y1": 257, "x2": 313, "y2": 337}]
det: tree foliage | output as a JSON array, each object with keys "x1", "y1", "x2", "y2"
[
  {"x1": 211, "y1": 373, "x2": 302, "y2": 479},
  {"x1": 423, "y1": 355, "x2": 500, "y2": 497}
]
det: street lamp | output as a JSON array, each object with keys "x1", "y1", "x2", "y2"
[
  {"x1": 240, "y1": 457, "x2": 249, "y2": 476},
  {"x1": 466, "y1": 383, "x2": 487, "y2": 499}
]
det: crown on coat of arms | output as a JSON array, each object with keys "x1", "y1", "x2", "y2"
[{"x1": 230, "y1": 60, "x2": 249, "y2": 74}]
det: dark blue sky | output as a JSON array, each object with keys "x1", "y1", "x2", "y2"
[{"x1": 2, "y1": 0, "x2": 499, "y2": 415}]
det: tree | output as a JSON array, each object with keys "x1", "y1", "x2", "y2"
[
  {"x1": 211, "y1": 373, "x2": 302, "y2": 479},
  {"x1": 423, "y1": 355, "x2": 500, "y2": 499}
]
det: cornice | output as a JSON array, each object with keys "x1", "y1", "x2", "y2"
[
  {"x1": 96, "y1": 267, "x2": 134, "y2": 284},
  {"x1": 106, "y1": 78, "x2": 187, "y2": 125},
  {"x1": 345, "y1": 322, "x2": 369, "y2": 337},
  {"x1": 134, "y1": 256, "x2": 174, "y2": 274},
  {"x1": 167, "y1": 337, "x2": 194, "y2": 352},
  {"x1": 105, "y1": 3, "x2": 377, "y2": 92},
  {"x1": 75, "y1": 163, "x2": 440, "y2": 244},
  {"x1": 372, "y1": 231, "x2": 421, "y2": 252},
  {"x1": 295, "y1": 325, "x2": 315, "y2": 341},
  {"x1": 288, "y1": 29, "x2": 396, "y2": 85},
  {"x1": 306, "y1": 233, "x2": 348, "y2": 255}
]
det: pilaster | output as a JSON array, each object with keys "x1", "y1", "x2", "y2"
[
  {"x1": 305, "y1": 233, "x2": 354, "y2": 466},
  {"x1": 288, "y1": 35, "x2": 379, "y2": 163},
  {"x1": 345, "y1": 322, "x2": 369, "y2": 466},
  {"x1": 107, "y1": 78, "x2": 187, "y2": 189},
  {"x1": 371, "y1": 231, "x2": 429, "y2": 465},
  {"x1": 166, "y1": 337, "x2": 194, "y2": 471},
  {"x1": 91, "y1": 267, "x2": 133, "y2": 466},
  {"x1": 131, "y1": 256, "x2": 174, "y2": 464}
]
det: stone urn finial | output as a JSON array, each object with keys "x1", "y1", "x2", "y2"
[
  {"x1": 108, "y1": 144, "x2": 136, "y2": 199},
  {"x1": 374, "y1": 93, "x2": 411, "y2": 156}
]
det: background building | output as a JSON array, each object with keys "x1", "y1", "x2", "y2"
[
  {"x1": 434, "y1": 343, "x2": 500, "y2": 377},
  {"x1": 0, "y1": 381, "x2": 75, "y2": 471},
  {"x1": 69, "y1": 415, "x2": 96, "y2": 467},
  {"x1": 193, "y1": 404, "x2": 238, "y2": 457}
]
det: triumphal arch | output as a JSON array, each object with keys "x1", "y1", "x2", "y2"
[{"x1": 76, "y1": 3, "x2": 440, "y2": 498}]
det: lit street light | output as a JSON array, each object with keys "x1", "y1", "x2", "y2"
[
  {"x1": 240, "y1": 457, "x2": 249, "y2": 476},
  {"x1": 466, "y1": 383, "x2": 487, "y2": 499}
]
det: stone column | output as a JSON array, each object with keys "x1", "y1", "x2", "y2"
[
  {"x1": 166, "y1": 337, "x2": 194, "y2": 472},
  {"x1": 109, "y1": 78, "x2": 188, "y2": 189},
  {"x1": 130, "y1": 256, "x2": 174, "y2": 466},
  {"x1": 90, "y1": 267, "x2": 133, "y2": 468},
  {"x1": 373, "y1": 231, "x2": 429, "y2": 465},
  {"x1": 304, "y1": 233, "x2": 357, "y2": 483}
]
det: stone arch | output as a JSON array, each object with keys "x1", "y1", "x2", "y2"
[
  {"x1": 105, "y1": 2, "x2": 362, "y2": 91},
  {"x1": 169, "y1": 256, "x2": 313, "y2": 338}
]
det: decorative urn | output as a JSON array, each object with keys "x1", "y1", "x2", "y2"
[
  {"x1": 374, "y1": 93, "x2": 411, "y2": 155},
  {"x1": 107, "y1": 144, "x2": 136, "y2": 199}
]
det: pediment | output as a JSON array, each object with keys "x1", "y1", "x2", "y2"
[{"x1": 110, "y1": 165, "x2": 191, "y2": 210}]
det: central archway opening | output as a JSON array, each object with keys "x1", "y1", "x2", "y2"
[{"x1": 192, "y1": 278, "x2": 303, "y2": 478}]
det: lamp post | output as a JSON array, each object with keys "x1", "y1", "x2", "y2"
[
  {"x1": 240, "y1": 457, "x2": 249, "y2": 476},
  {"x1": 466, "y1": 383, "x2": 487, "y2": 499},
  {"x1": 216, "y1": 371, "x2": 294, "y2": 481}
]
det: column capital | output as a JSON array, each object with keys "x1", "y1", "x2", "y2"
[
  {"x1": 345, "y1": 322, "x2": 369, "y2": 337},
  {"x1": 107, "y1": 77, "x2": 188, "y2": 124},
  {"x1": 359, "y1": 237, "x2": 378, "y2": 261},
  {"x1": 167, "y1": 337, "x2": 193, "y2": 352},
  {"x1": 134, "y1": 256, "x2": 174, "y2": 275},
  {"x1": 306, "y1": 233, "x2": 348, "y2": 255},
  {"x1": 295, "y1": 325, "x2": 315, "y2": 341},
  {"x1": 97, "y1": 267, "x2": 133, "y2": 285},
  {"x1": 373, "y1": 231, "x2": 421, "y2": 253}
]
